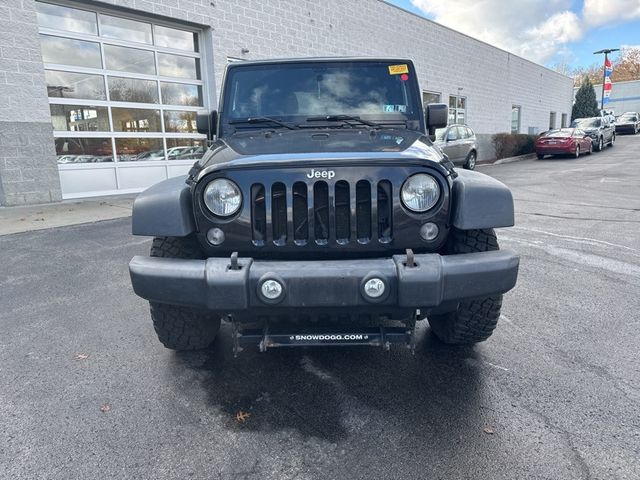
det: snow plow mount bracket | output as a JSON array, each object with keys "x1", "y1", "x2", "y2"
[{"x1": 230, "y1": 315, "x2": 418, "y2": 356}]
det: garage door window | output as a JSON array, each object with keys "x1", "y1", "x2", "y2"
[{"x1": 36, "y1": 1, "x2": 207, "y2": 169}]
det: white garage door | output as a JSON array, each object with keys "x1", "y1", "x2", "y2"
[{"x1": 36, "y1": 1, "x2": 209, "y2": 198}]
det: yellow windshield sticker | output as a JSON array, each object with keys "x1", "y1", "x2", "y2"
[{"x1": 388, "y1": 64, "x2": 409, "y2": 75}]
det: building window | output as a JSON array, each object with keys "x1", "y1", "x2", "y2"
[
  {"x1": 511, "y1": 106, "x2": 521, "y2": 134},
  {"x1": 36, "y1": 2, "x2": 207, "y2": 165},
  {"x1": 423, "y1": 91, "x2": 441, "y2": 105},
  {"x1": 549, "y1": 111, "x2": 557, "y2": 130},
  {"x1": 561, "y1": 113, "x2": 568, "y2": 128},
  {"x1": 448, "y1": 95, "x2": 466, "y2": 124}
]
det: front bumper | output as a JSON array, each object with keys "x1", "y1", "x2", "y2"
[{"x1": 129, "y1": 250, "x2": 519, "y2": 312}]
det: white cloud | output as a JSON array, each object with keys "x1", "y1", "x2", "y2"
[
  {"x1": 583, "y1": 0, "x2": 640, "y2": 27},
  {"x1": 410, "y1": 0, "x2": 583, "y2": 64}
]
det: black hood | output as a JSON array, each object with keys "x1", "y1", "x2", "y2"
[{"x1": 191, "y1": 128, "x2": 448, "y2": 181}]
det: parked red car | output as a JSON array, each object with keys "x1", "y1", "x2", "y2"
[{"x1": 535, "y1": 128, "x2": 593, "y2": 159}]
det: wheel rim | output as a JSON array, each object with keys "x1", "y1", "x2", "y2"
[
  {"x1": 468, "y1": 152, "x2": 476, "y2": 168},
  {"x1": 599, "y1": 138, "x2": 603, "y2": 150},
  {"x1": 612, "y1": 135, "x2": 615, "y2": 145},
  {"x1": 589, "y1": 142, "x2": 593, "y2": 153},
  {"x1": 575, "y1": 145, "x2": 580, "y2": 157}
]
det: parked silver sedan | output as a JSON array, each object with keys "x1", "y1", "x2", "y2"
[{"x1": 433, "y1": 124, "x2": 478, "y2": 169}]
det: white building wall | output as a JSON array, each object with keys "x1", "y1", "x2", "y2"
[
  {"x1": 1, "y1": 0, "x2": 576, "y2": 204},
  {"x1": 92, "y1": 0, "x2": 574, "y2": 136},
  {"x1": 590, "y1": 80, "x2": 640, "y2": 114}
]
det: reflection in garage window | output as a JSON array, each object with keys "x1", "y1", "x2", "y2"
[
  {"x1": 104, "y1": 44, "x2": 156, "y2": 75},
  {"x1": 111, "y1": 108, "x2": 161, "y2": 132},
  {"x1": 115, "y1": 138, "x2": 164, "y2": 161},
  {"x1": 36, "y1": 2, "x2": 207, "y2": 181},
  {"x1": 157, "y1": 53, "x2": 200, "y2": 79},
  {"x1": 108, "y1": 76, "x2": 159, "y2": 103},
  {"x1": 36, "y1": 3, "x2": 97, "y2": 35},
  {"x1": 160, "y1": 82, "x2": 202, "y2": 106},
  {"x1": 165, "y1": 138, "x2": 205, "y2": 160},
  {"x1": 154, "y1": 25, "x2": 198, "y2": 52},
  {"x1": 45, "y1": 70, "x2": 106, "y2": 100},
  {"x1": 100, "y1": 14, "x2": 152, "y2": 44},
  {"x1": 55, "y1": 137, "x2": 113, "y2": 163},
  {"x1": 40, "y1": 35, "x2": 102, "y2": 68},
  {"x1": 50, "y1": 104, "x2": 110, "y2": 131},
  {"x1": 163, "y1": 110, "x2": 197, "y2": 133}
]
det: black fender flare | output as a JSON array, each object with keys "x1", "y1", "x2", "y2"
[
  {"x1": 450, "y1": 169, "x2": 514, "y2": 230},
  {"x1": 131, "y1": 175, "x2": 195, "y2": 237}
]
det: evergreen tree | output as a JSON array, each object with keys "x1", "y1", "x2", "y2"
[{"x1": 572, "y1": 77, "x2": 600, "y2": 121}]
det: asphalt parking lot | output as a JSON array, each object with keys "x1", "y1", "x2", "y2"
[{"x1": 1, "y1": 134, "x2": 639, "y2": 480}]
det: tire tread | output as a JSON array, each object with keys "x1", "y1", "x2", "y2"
[{"x1": 429, "y1": 228, "x2": 503, "y2": 345}]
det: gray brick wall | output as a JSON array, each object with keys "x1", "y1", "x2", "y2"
[
  {"x1": 0, "y1": 0, "x2": 575, "y2": 204},
  {"x1": 0, "y1": 0, "x2": 61, "y2": 206}
]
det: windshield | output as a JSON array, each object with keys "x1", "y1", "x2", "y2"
[
  {"x1": 572, "y1": 118, "x2": 600, "y2": 128},
  {"x1": 619, "y1": 114, "x2": 637, "y2": 121},
  {"x1": 221, "y1": 61, "x2": 422, "y2": 134}
]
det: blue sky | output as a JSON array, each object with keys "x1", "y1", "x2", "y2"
[{"x1": 387, "y1": 0, "x2": 640, "y2": 71}]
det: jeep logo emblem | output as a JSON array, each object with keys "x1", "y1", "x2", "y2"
[{"x1": 307, "y1": 169, "x2": 335, "y2": 179}]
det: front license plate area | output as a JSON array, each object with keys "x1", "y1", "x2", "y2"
[{"x1": 234, "y1": 326, "x2": 413, "y2": 353}]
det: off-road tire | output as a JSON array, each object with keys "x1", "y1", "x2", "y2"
[
  {"x1": 149, "y1": 302, "x2": 221, "y2": 351},
  {"x1": 148, "y1": 236, "x2": 221, "y2": 351},
  {"x1": 428, "y1": 228, "x2": 503, "y2": 344}
]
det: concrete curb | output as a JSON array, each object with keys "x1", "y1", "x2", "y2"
[
  {"x1": 477, "y1": 152, "x2": 536, "y2": 167},
  {"x1": 0, "y1": 195, "x2": 135, "y2": 236}
]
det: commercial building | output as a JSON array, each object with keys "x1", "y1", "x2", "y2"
[
  {"x1": 0, "y1": 0, "x2": 574, "y2": 206},
  {"x1": 589, "y1": 79, "x2": 640, "y2": 115}
]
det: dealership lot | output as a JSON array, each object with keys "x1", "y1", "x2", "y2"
[{"x1": 1, "y1": 135, "x2": 639, "y2": 480}]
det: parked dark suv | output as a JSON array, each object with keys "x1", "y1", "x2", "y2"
[
  {"x1": 570, "y1": 117, "x2": 615, "y2": 151},
  {"x1": 615, "y1": 112, "x2": 640, "y2": 134},
  {"x1": 128, "y1": 58, "x2": 519, "y2": 355},
  {"x1": 433, "y1": 124, "x2": 478, "y2": 169}
]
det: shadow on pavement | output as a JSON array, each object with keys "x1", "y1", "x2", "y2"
[{"x1": 172, "y1": 323, "x2": 487, "y2": 446}]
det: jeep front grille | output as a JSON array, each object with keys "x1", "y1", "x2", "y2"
[{"x1": 250, "y1": 180, "x2": 393, "y2": 246}]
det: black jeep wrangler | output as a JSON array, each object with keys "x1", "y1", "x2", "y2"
[{"x1": 129, "y1": 58, "x2": 519, "y2": 354}]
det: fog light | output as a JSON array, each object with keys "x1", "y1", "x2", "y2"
[
  {"x1": 207, "y1": 227, "x2": 225, "y2": 245},
  {"x1": 260, "y1": 279, "x2": 283, "y2": 300},
  {"x1": 420, "y1": 222, "x2": 439, "y2": 241},
  {"x1": 364, "y1": 278, "x2": 386, "y2": 298}
]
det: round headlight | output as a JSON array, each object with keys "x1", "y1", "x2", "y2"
[
  {"x1": 401, "y1": 174, "x2": 440, "y2": 212},
  {"x1": 203, "y1": 178, "x2": 242, "y2": 216}
]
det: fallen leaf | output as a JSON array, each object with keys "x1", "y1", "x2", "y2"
[
  {"x1": 235, "y1": 411, "x2": 251, "y2": 423},
  {"x1": 483, "y1": 427, "x2": 494, "y2": 435},
  {"x1": 74, "y1": 353, "x2": 90, "y2": 360},
  {"x1": 100, "y1": 404, "x2": 110, "y2": 413}
]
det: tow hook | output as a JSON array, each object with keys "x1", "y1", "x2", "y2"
[
  {"x1": 405, "y1": 249, "x2": 416, "y2": 268},
  {"x1": 228, "y1": 251, "x2": 241, "y2": 271}
]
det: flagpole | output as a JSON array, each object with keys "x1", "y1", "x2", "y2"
[
  {"x1": 601, "y1": 53, "x2": 607, "y2": 110},
  {"x1": 593, "y1": 48, "x2": 619, "y2": 112}
]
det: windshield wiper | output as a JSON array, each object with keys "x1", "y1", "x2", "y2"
[
  {"x1": 228, "y1": 117, "x2": 298, "y2": 130},
  {"x1": 305, "y1": 115, "x2": 381, "y2": 127}
]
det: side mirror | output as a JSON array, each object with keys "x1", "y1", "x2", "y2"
[
  {"x1": 196, "y1": 110, "x2": 218, "y2": 139},
  {"x1": 425, "y1": 103, "x2": 448, "y2": 136}
]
